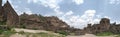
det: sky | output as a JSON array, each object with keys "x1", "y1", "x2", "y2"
[{"x1": 2, "y1": 0, "x2": 120, "y2": 29}]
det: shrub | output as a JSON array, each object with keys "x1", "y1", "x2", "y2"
[
  {"x1": 0, "y1": 21, "x2": 6, "y2": 25},
  {"x1": 20, "y1": 24, "x2": 26, "y2": 28},
  {"x1": 57, "y1": 31, "x2": 68, "y2": 36},
  {"x1": 38, "y1": 32, "x2": 47, "y2": 34},
  {"x1": 0, "y1": 30, "x2": 4, "y2": 34},
  {"x1": 0, "y1": 28, "x2": 16, "y2": 37}
]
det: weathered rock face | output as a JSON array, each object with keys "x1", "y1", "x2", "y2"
[
  {"x1": 84, "y1": 18, "x2": 120, "y2": 34},
  {"x1": 19, "y1": 13, "x2": 47, "y2": 30},
  {"x1": 45, "y1": 16, "x2": 69, "y2": 28},
  {"x1": 100, "y1": 18, "x2": 110, "y2": 25},
  {"x1": 84, "y1": 18, "x2": 111, "y2": 34},
  {"x1": 0, "y1": 7, "x2": 6, "y2": 22},
  {"x1": 19, "y1": 13, "x2": 70, "y2": 32},
  {"x1": 4, "y1": 1, "x2": 19, "y2": 26},
  {"x1": 110, "y1": 25, "x2": 120, "y2": 34},
  {"x1": 0, "y1": 0, "x2": 19, "y2": 26},
  {"x1": 0, "y1": 0, "x2": 5, "y2": 22}
]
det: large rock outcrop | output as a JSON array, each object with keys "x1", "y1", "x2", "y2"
[
  {"x1": 2, "y1": 0, "x2": 120, "y2": 36},
  {"x1": 84, "y1": 18, "x2": 120, "y2": 34},
  {"x1": 0, "y1": 0, "x2": 74, "y2": 35},
  {"x1": 0, "y1": 0, "x2": 19, "y2": 26},
  {"x1": 19, "y1": 13, "x2": 70, "y2": 32}
]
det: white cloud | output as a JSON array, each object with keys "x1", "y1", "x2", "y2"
[
  {"x1": 96, "y1": 15, "x2": 102, "y2": 18},
  {"x1": 84, "y1": 10, "x2": 96, "y2": 17},
  {"x1": 27, "y1": 0, "x2": 63, "y2": 15},
  {"x1": 59, "y1": 10, "x2": 96, "y2": 29},
  {"x1": 93, "y1": 19, "x2": 100, "y2": 24},
  {"x1": 27, "y1": 0, "x2": 39, "y2": 3},
  {"x1": 72, "y1": 0, "x2": 84, "y2": 5},
  {"x1": 104, "y1": 16, "x2": 111, "y2": 19},
  {"x1": 81, "y1": 10, "x2": 96, "y2": 24},
  {"x1": 24, "y1": 8, "x2": 33, "y2": 15},
  {"x1": 116, "y1": 21, "x2": 120, "y2": 24},
  {"x1": 54, "y1": 8, "x2": 63, "y2": 15},
  {"x1": 13, "y1": 5, "x2": 33, "y2": 15},
  {"x1": 64, "y1": 11, "x2": 73, "y2": 16},
  {"x1": 109, "y1": 0, "x2": 120, "y2": 4},
  {"x1": 27, "y1": 0, "x2": 62, "y2": 9},
  {"x1": 17, "y1": 8, "x2": 33, "y2": 15}
]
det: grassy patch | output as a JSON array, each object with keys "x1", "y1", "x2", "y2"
[
  {"x1": 0, "y1": 29, "x2": 16, "y2": 37},
  {"x1": 36, "y1": 32, "x2": 65, "y2": 37},
  {"x1": 56, "y1": 31, "x2": 68, "y2": 36},
  {"x1": 96, "y1": 32, "x2": 113, "y2": 36},
  {"x1": 0, "y1": 27, "x2": 16, "y2": 37},
  {"x1": 0, "y1": 28, "x2": 65, "y2": 37}
]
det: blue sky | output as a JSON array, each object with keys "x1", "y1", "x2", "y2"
[{"x1": 3, "y1": 0, "x2": 120, "y2": 29}]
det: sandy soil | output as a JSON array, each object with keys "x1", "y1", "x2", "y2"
[
  {"x1": 14, "y1": 28, "x2": 60, "y2": 36},
  {"x1": 66, "y1": 34, "x2": 96, "y2": 37},
  {"x1": 12, "y1": 28, "x2": 117, "y2": 37},
  {"x1": 66, "y1": 34, "x2": 116, "y2": 37},
  {"x1": 10, "y1": 33, "x2": 26, "y2": 37}
]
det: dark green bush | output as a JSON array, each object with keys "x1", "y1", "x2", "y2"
[
  {"x1": 0, "y1": 21, "x2": 6, "y2": 25},
  {"x1": 57, "y1": 31, "x2": 68, "y2": 36},
  {"x1": 20, "y1": 24, "x2": 26, "y2": 28},
  {"x1": 0, "y1": 30, "x2": 4, "y2": 34}
]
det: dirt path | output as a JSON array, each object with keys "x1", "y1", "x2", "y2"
[
  {"x1": 66, "y1": 34, "x2": 96, "y2": 37},
  {"x1": 13, "y1": 28, "x2": 117, "y2": 37},
  {"x1": 13, "y1": 28, "x2": 60, "y2": 36},
  {"x1": 66, "y1": 34, "x2": 117, "y2": 37}
]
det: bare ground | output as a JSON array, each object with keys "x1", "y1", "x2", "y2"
[{"x1": 66, "y1": 34, "x2": 117, "y2": 37}]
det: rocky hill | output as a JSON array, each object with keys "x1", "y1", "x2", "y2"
[
  {"x1": 0, "y1": 0, "x2": 78, "y2": 35},
  {"x1": 1, "y1": 0, "x2": 120, "y2": 36},
  {"x1": 19, "y1": 13, "x2": 71, "y2": 33}
]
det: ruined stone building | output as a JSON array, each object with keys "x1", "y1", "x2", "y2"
[
  {"x1": 84, "y1": 18, "x2": 120, "y2": 34},
  {"x1": 0, "y1": 0, "x2": 19, "y2": 26}
]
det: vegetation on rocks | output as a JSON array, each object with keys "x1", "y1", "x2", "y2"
[
  {"x1": 0, "y1": 21, "x2": 6, "y2": 25},
  {"x1": 0, "y1": 28, "x2": 66, "y2": 37}
]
